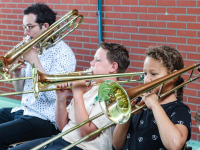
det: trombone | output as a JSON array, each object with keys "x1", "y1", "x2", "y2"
[
  {"x1": 0, "y1": 9, "x2": 83, "y2": 79},
  {"x1": 0, "y1": 64, "x2": 144, "y2": 99},
  {"x1": 32, "y1": 61, "x2": 200, "y2": 150},
  {"x1": 0, "y1": 35, "x2": 31, "y2": 80}
]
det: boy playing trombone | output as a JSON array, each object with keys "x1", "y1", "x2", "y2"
[{"x1": 11, "y1": 42, "x2": 130, "y2": 150}]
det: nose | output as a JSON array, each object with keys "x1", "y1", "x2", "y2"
[
  {"x1": 144, "y1": 74, "x2": 152, "y2": 84},
  {"x1": 24, "y1": 30, "x2": 29, "y2": 36},
  {"x1": 90, "y1": 59, "x2": 94, "y2": 67}
]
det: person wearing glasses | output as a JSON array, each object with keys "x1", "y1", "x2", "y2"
[{"x1": 0, "y1": 3, "x2": 76, "y2": 150}]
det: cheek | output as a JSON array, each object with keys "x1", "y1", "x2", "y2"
[
  {"x1": 32, "y1": 29, "x2": 42, "y2": 38},
  {"x1": 94, "y1": 63, "x2": 108, "y2": 74}
]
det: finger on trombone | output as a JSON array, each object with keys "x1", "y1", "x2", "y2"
[
  {"x1": 85, "y1": 80, "x2": 96, "y2": 87},
  {"x1": 17, "y1": 58, "x2": 25, "y2": 63},
  {"x1": 56, "y1": 83, "x2": 69, "y2": 91},
  {"x1": 130, "y1": 98, "x2": 143, "y2": 115}
]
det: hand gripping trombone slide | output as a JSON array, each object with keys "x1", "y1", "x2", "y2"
[{"x1": 32, "y1": 61, "x2": 200, "y2": 150}]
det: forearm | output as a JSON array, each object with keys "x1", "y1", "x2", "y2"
[
  {"x1": 29, "y1": 57, "x2": 46, "y2": 74},
  {"x1": 152, "y1": 105, "x2": 186, "y2": 150},
  {"x1": 12, "y1": 71, "x2": 24, "y2": 92},
  {"x1": 55, "y1": 99, "x2": 69, "y2": 131},
  {"x1": 113, "y1": 121, "x2": 130, "y2": 150},
  {"x1": 73, "y1": 94, "x2": 96, "y2": 138}
]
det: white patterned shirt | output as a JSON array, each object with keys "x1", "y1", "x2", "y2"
[{"x1": 11, "y1": 40, "x2": 76, "y2": 127}]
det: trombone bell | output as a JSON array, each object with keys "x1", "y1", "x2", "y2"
[{"x1": 98, "y1": 80, "x2": 131, "y2": 124}]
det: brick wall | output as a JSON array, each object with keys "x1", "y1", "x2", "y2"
[{"x1": 0, "y1": 0, "x2": 200, "y2": 141}]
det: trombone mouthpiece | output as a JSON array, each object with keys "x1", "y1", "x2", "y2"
[
  {"x1": 24, "y1": 35, "x2": 31, "y2": 42},
  {"x1": 84, "y1": 68, "x2": 92, "y2": 75}
]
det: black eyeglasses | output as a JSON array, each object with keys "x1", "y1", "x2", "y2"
[{"x1": 22, "y1": 23, "x2": 44, "y2": 31}]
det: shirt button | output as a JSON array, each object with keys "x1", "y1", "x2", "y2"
[
  {"x1": 25, "y1": 106, "x2": 27, "y2": 108},
  {"x1": 26, "y1": 99, "x2": 28, "y2": 101}
]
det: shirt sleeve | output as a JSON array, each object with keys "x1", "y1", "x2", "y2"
[
  {"x1": 43, "y1": 41, "x2": 76, "y2": 101},
  {"x1": 169, "y1": 104, "x2": 191, "y2": 141}
]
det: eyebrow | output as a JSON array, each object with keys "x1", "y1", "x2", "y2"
[
  {"x1": 23, "y1": 23, "x2": 33, "y2": 26},
  {"x1": 143, "y1": 68, "x2": 158, "y2": 72}
]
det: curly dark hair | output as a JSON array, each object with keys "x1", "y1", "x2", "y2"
[
  {"x1": 146, "y1": 45, "x2": 184, "y2": 100},
  {"x1": 24, "y1": 3, "x2": 57, "y2": 26},
  {"x1": 99, "y1": 42, "x2": 130, "y2": 73}
]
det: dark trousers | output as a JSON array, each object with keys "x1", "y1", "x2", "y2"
[
  {"x1": 10, "y1": 136, "x2": 82, "y2": 150},
  {"x1": 0, "y1": 108, "x2": 58, "y2": 150}
]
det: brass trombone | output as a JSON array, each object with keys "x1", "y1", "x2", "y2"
[
  {"x1": 0, "y1": 64, "x2": 144, "y2": 99},
  {"x1": 0, "y1": 35, "x2": 31, "y2": 79},
  {"x1": 32, "y1": 62, "x2": 200, "y2": 150},
  {"x1": 0, "y1": 9, "x2": 83, "y2": 79}
]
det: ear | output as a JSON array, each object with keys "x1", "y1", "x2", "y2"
[
  {"x1": 43, "y1": 23, "x2": 49, "y2": 30},
  {"x1": 172, "y1": 70, "x2": 179, "y2": 83},
  {"x1": 110, "y1": 62, "x2": 118, "y2": 73}
]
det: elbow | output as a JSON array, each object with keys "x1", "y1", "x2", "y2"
[
  {"x1": 79, "y1": 124, "x2": 94, "y2": 139},
  {"x1": 80, "y1": 131, "x2": 91, "y2": 141},
  {"x1": 112, "y1": 139, "x2": 124, "y2": 150},
  {"x1": 79, "y1": 130, "x2": 99, "y2": 141},
  {"x1": 80, "y1": 131, "x2": 87, "y2": 138},
  {"x1": 112, "y1": 144, "x2": 121, "y2": 150},
  {"x1": 56, "y1": 120, "x2": 68, "y2": 132},
  {"x1": 166, "y1": 141, "x2": 185, "y2": 150},
  {"x1": 80, "y1": 129, "x2": 92, "y2": 139},
  {"x1": 79, "y1": 127, "x2": 90, "y2": 138},
  {"x1": 57, "y1": 125, "x2": 64, "y2": 132},
  {"x1": 113, "y1": 144, "x2": 123, "y2": 150}
]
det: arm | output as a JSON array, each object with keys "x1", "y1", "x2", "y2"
[
  {"x1": 12, "y1": 59, "x2": 26, "y2": 92},
  {"x1": 13, "y1": 48, "x2": 46, "y2": 92},
  {"x1": 23, "y1": 47, "x2": 46, "y2": 74},
  {"x1": 152, "y1": 104, "x2": 188, "y2": 150},
  {"x1": 112, "y1": 121, "x2": 130, "y2": 150},
  {"x1": 12, "y1": 36, "x2": 31, "y2": 91},
  {"x1": 112, "y1": 99, "x2": 139, "y2": 150},
  {"x1": 72, "y1": 81, "x2": 100, "y2": 140},
  {"x1": 144, "y1": 93, "x2": 188, "y2": 150},
  {"x1": 55, "y1": 83, "x2": 72, "y2": 131}
]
